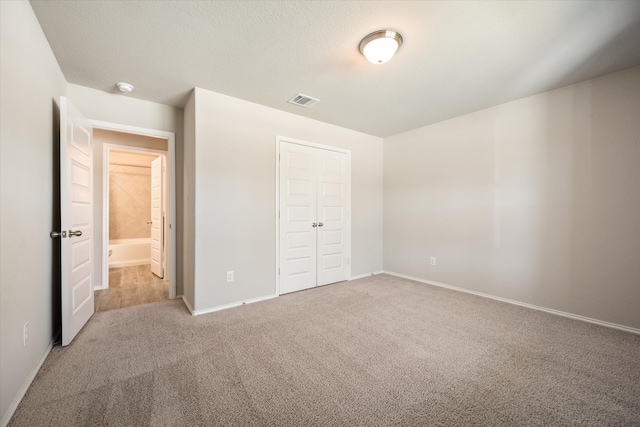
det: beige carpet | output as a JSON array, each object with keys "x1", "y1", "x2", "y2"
[{"x1": 9, "y1": 274, "x2": 640, "y2": 426}]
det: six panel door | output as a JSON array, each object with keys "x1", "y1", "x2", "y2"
[
  {"x1": 60, "y1": 96, "x2": 94, "y2": 346},
  {"x1": 316, "y1": 149, "x2": 349, "y2": 286},
  {"x1": 279, "y1": 141, "x2": 349, "y2": 294}
]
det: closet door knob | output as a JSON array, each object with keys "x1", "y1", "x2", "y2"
[
  {"x1": 312, "y1": 222, "x2": 318, "y2": 227},
  {"x1": 318, "y1": 222, "x2": 323, "y2": 227}
]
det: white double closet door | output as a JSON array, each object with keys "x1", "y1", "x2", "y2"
[{"x1": 279, "y1": 141, "x2": 350, "y2": 295}]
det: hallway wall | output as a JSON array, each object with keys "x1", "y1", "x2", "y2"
[{"x1": 0, "y1": 2, "x2": 68, "y2": 423}]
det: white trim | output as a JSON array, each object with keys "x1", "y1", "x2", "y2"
[
  {"x1": 275, "y1": 135, "x2": 352, "y2": 296},
  {"x1": 1, "y1": 340, "x2": 54, "y2": 427},
  {"x1": 276, "y1": 135, "x2": 351, "y2": 155},
  {"x1": 188, "y1": 294, "x2": 278, "y2": 316},
  {"x1": 350, "y1": 271, "x2": 384, "y2": 281},
  {"x1": 92, "y1": 121, "x2": 177, "y2": 300},
  {"x1": 275, "y1": 138, "x2": 280, "y2": 295},
  {"x1": 107, "y1": 259, "x2": 152, "y2": 268},
  {"x1": 383, "y1": 271, "x2": 640, "y2": 335},
  {"x1": 99, "y1": 146, "x2": 109, "y2": 290}
]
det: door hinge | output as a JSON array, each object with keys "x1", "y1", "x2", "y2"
[
  {"x1": 278, "y1": 268, "x2": 280, "y2": 275},
  {"x1": 347, "y1": 257, "x2": 350, "y2": 265}
]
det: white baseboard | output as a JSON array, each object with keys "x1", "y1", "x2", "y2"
[
  {"x1": 108, "y1": 259, "x2": 151, "y2": 268},
  {"x1": 182, "y1": 294, "x2": 278, "y2": 316},
  {"x1": 350, "y1": 271, "x2": 384, "y2": 281},
  {"x1": 383, "y1": 271, "x2": 640, "y2": 335},
  {"x1": 1, "y1": 339, "x2": 54, "y2": 427}
]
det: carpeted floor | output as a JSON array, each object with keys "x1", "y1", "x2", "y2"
[{"x1": 9, "y1": 274, "x2": 640, "y2": 426}]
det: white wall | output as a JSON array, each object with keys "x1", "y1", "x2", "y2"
[
  {"x1": 67, "y1": 85, "x2": 184, "y2": 295},
  {"x1": 182, "y1": 91, "x2": 196, "y2": 308},
  {"x1": 384, "y1": 67, "x2": 640, "y2": 330},
  {"x1": 0, "y1": 1, "x2": 67, "y2": 423},
  {"x1": 190, "y1": 88, "x2": 383, "y2": 312}
]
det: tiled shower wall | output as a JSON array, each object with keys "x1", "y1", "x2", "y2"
[{"x1": 109, "y1": 164, "x2": 151, "y2": 240}]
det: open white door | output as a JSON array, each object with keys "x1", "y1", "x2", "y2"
[
  {"x1": 150, "y1": 155, "x2": 164, "y2": 278},
  {"x1": 59, "y1": 96, "x2": 94, "y2": 346}
]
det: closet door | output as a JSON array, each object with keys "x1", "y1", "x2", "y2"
[
  {"x1": 316, "y1": 149, "x2": 349, "y2": 286},
  {"x1": 279, "y1": 140, "x2": 350, "y2": 295},
  {"x1": 279, "y1": 143, "x2": 318, "y2": 294}
]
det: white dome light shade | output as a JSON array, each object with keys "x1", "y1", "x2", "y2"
[
  {"x1": 359, "y1": 30, "x2": 403, "y2": 64},
  {"x1": 116, "y1": 82, "x2": 134, "y2": 93}
]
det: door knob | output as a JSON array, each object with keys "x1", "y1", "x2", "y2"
[
  {"x1": 50, "y1": 230, "x2": 67, "y2": 238},
  {"x1": 318, "y1": 222, "x2": 324, "y2": 227},
  {"x1": 68, "y1": 230, "x2": 82, "y2": 237},
  {"x1": 312, "y1": 222, "x2": 318, "y2": 227}
]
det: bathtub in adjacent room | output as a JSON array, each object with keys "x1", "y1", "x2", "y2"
[{"x1": 108, "y1": 238, "x2": 151, "y2": 268}]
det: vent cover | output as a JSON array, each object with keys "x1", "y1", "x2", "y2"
[{"x1": 288, "y1": 93, "x2": 320, "y2": 108}]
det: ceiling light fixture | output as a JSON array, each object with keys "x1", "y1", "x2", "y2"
[
  {"x1": 116, "y1": 82, "x2": 134, "y2": 93},
  {"x1": 359, "y1": 29, "x2": 403, "y2": 64}
]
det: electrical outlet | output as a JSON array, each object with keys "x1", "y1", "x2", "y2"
[
  {"x1": 23, "y1": 321, "x2": 29, "y2": 346},
  {"x1": 226, "y1": 271, "x2": 234, "y2": 282},
  {"x1": 430, "y1": 256, "x2": 436, "y2": 266}
]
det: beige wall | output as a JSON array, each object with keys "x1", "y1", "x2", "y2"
[
  {"x1": 0, "y1": 1, "x2": 68, "y2": 423},
  {"x1": 110, "y1": 150, "x2": 160, "y2": 167},
  {"x1": 109, "y1": 152, "x2": 157, "y2": 240},
  {"x1": 189, "y1": 88, "x2": 383, "y2": 312},
  {"x1": 96, "y1": 129, "x2": 168, "y2": 151},
  {"x1": 68, "y1": 87, "x2": 183, "y2": 294},
  {"x1": 109, "y1": 164, "x2": 151, "y2": 240},
  {"x1": 384, "y1": 67, "x2": 640, "y2": 330}
]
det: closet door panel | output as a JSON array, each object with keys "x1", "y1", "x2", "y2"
[
  {"x1": 317, "y1": 150, "x2": 349, "y2": 286},
  {"x1": 279, "y1": 143, "x2": 318, "y2": 294}
]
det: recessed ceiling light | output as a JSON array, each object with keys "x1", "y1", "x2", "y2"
[
  {"x1": 116, "y1": 82, "x2": 134, "y2": 93},
  {"x1": 359, "y1": 30, "x2": 403, "y2": 64}
]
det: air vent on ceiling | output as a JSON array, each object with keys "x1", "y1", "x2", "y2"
[{"x1": 288, "y1": 93, "x2": 320, "y2": 108}]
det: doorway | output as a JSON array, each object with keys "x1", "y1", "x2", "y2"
[
  {"x1": 91, "y1": 125, "x2": 177, "y2": 311},
  {"x1": 97, "y1": 145, "x2": 168, "y2": 311}
]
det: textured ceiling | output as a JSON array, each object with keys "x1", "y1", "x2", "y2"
[{"x1": 30, "y1": 1, "x2": 640, "y2": 137}]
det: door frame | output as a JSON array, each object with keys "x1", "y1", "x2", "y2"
[
  {"x1": 92, "y1": 121, "x2": 177, "y2": 300},
  {"x1": 275, "y1": 135, "x2": 351, "y2": 296}
]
